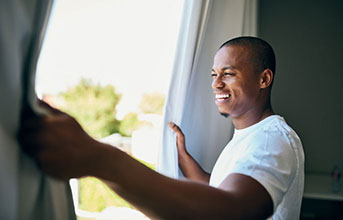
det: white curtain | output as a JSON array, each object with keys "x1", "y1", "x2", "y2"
[
  {"x1": 158, "y1": 0, "x2": 258, "y2": 178},
  {"x1": 0, "y1": 0, "x2": 75, "y2": 219}
]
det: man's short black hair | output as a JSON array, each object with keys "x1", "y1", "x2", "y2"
[{"x1": 219, "y1": 36, "x2": 276, "y2": 75}]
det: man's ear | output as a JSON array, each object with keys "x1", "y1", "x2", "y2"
[{"x1": 260, "y1": 69, "x2": 273, "y2": 89}]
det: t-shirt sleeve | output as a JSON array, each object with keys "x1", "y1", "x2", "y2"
[{"x1": 226, "y1": 132, "x2": 297, "y2": 213}]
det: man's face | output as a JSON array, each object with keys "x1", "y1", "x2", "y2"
[{"x1": 211, "y1": 45, "x2": 262, "y2": 119}]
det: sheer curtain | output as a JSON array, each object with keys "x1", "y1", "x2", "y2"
[
  {"x1": 0, "y1": 0, "x2": 75, "y2": 219},
  {"x1": 158, "y1": 0, "x2": 258, "y2": 178}
]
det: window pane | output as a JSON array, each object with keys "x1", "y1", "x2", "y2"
[{"x1": 36, "y1": 0, "x2": 184, "y2": 219}]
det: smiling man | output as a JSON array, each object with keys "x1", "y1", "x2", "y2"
[
  {"x1": 170, "y1": 37, "x2": 305, "y2": 219},
  {"x1": 21, "y1": 36, "x2": 304, "y2": 220},
  {"x1": 212, "y1": 39, "x2": 274, "y2": 124}
]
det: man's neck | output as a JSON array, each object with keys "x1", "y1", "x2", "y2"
[{"x1": 232, "y1": 102, "x2": 274, "y2": 130}]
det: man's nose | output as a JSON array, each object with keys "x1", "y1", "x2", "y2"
[{"x1": 212, "y1": 76, "x2": 225, "y2": 89}]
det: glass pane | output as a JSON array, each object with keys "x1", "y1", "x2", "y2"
[{"x1": 36, "y1": 0, "x2": 184, "y2": 219}]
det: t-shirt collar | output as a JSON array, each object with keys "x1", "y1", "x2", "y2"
[{"x1": 233, "y1": 115, "x2": 282, "y2": 138}]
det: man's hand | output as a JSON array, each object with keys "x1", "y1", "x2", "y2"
[
  {"x1": 19, "y1": 100, "x2": 98, "y2": 181},
  {"x1": 168, "y1": 122, "x2": 210, "y2": 183},
  {"x1": 168, "y1": 122, "x2": 188, "y2": 159}
]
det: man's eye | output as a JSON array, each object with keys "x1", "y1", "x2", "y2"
[
  {"x1": 224, "y1": 72, "x2": 235, "y2": 76},
  {"x1": 211, "y1": 73, "x2": 217, "y2": 78}
]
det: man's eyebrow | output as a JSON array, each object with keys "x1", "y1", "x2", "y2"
[
  {"x1": 222, "y1": 66, "x2": 237, "y2": 70},
  {"x1": 211, "y1": 66, "x2": 237, "y2": 72}
]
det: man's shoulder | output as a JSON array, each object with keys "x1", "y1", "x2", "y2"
[
  {"x1": 260, "y1": 115, "x2": 290, "y2": 132},
  {"x1": 241, "y1": 115, "x2": 303, "y2": 155},
  {"x1": 256, "y1": 116, "x2": 300, "y2": 142},
  {"x1": 264, "y1": 116, "x2": 303, "y2": 150}
]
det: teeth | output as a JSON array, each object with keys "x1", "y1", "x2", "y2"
[{"x1": 215, "y1": 94, "x2": 230, "y2": 99}]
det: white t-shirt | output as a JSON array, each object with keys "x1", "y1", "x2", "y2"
[{"x1": 209, "y1": 115, "x2": 304, "y2": 220}]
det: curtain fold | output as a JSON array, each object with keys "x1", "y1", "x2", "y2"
[
  {"x1": 157, "y1": 0, "x2": 213, "y2": 178},
  {"x1": 158, "y1": 0, "x2": 258, "y2": 178},
  {"x1": 0, "y1": 0, "x2": 75, "y2": 219}
]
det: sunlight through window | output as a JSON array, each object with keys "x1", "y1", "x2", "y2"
[{"x1": 36, "y1": 0, "x2": 184, "y2": 219}]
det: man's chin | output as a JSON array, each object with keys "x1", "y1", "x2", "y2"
[{"x1": 219, "y1": 112, "x2": 229, "y2": 118}]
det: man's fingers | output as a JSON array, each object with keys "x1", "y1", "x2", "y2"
[
  {"x1": 37, "y1": 99, "x2": 64, "y2": 115},
  {"x1": 168, "y1": 122, "x2": 186, "y2": 146},
  {"x1": 18, "y1": 115, "x2": 54, "y2": 157},
  {"x1": 19, "y1": 130, "x2": 43, "y2": 158},
  {"x1": 168, "y1": 122, "x2": 184, "y2": 135},
  {"x1": 20, "y1": 115, "x2": 43, "y2": 131}
]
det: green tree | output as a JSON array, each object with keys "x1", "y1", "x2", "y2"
[
  {"x1": 57, "y1": 79, "x2": 132, "y2": 213},
  {"x1": 60, "y1": 78, "x2": 121, "y2": 139},
  {"x1": 139, "y1": 92, "x2": 166, "y2": 115},
  {"x1": 55, "y1": 79, "x2": 157, "y2": 214},
  {"x1": 119, "y1": 112, "x2": 139, "y2": 137}
]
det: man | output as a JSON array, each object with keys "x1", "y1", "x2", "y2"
[{"x1": 21, "y1": 37, "x2": 304, "y2": 219}]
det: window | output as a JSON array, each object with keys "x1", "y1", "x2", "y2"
[{"x1": 36, "y1": 0, "x2": 184, "y2": 219}]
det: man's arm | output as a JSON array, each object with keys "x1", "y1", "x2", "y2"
[
  {"x1": 19, "y1": 103, "x2": 273, "y2": 219},
  {"x1": 98, "y1": 143, "x2": 273, "y2": 219},
  {"x1": 168, "y1": 122, "x2": 210, "y2": 183}
]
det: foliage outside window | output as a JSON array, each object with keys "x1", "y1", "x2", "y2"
[{"x1": 47, "y1": 79, "x2": 157, "y2": 214}]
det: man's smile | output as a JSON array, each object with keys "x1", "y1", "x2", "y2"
[{"x1": 215, "y1": 93, "x2": 231, "y2": 104}]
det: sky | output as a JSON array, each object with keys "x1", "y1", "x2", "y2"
[{"x1": 36, "y1": 0, "x2": 184, "y2": 118}]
